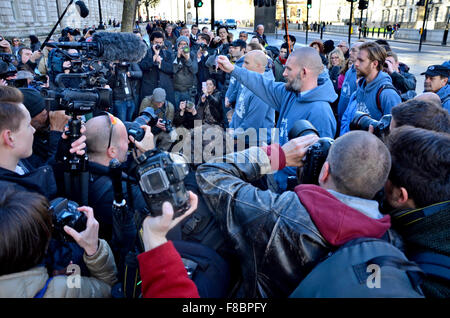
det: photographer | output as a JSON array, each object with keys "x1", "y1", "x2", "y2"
[
  {"x1": 17, "y1": 88, "x2": 69, "y2": 172},
  {"x1": 139, "y1": 31, "x2": 175, "y2": 107},
  {"x1": 0, "y1": 186, "x2": 118, "y2": 298},
  {"x1": 84, "y1": 113, "x2": 155, "y2": 242},
  {"x1": 383, "y1": 51, "x2": 417, "y2": 101},
  {"x1": 107, "y1": 61, "x2": 140, "y2": 122},
  {"x1": 196, "y1": 131, "x2": 394, "y2": 297},
  {"x1": 139, "y1": 88, "x2": 175, "y2": 151},
  {"x1": 384, "y1": 126, "x2": 450, "y2": 298},
  {"x1": 193, "y1": 33, "x2": 213, "y2": 103},
  {"x1": 17, "y1": 47, "x2": 42, "y2": 73},
  {"x1": 173, "y1": 36, "x2": 198, "y2": 109}
]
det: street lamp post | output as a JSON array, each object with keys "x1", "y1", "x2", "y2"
[
  {"x1": 97, "y1": 0, "x2": 105, "y2": 29},
  {"x1": 348, "y1": 0, "x2": 354, "y2": 45},
  {"x1": 419, "y1": 0, "x2": 431, "y2": 52}
]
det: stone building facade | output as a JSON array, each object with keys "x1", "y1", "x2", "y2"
[{"x1": 0, "y1": 0, "x2": 124, "y2": 38}]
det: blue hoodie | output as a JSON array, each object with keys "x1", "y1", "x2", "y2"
[
  {"x1": 337, "y1": 65, "x2": 358, "y2": 121},
  {"x1": 354, "y1": 71, "x2": 402, "y2": 120},
  {"x1": 231, "y1": 66, "x2": 337, "y2": 191},
  {"x1": 230, "y1": 70, "x2": 275, "y2": 145},
  {"x1": 436, "y1": 84, "x2": 450, "y2": 112},
  {"x1": 225, "y1": 56, "x2": 245, "y2": 103}
]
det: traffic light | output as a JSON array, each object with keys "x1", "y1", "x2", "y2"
[
  {"x1": 358, "y1": 0, "x2": 368, "y2": 10},
  {"x1": 416, "y1": 0, "x2": 425, "y2": 6},
  {"x1": 307, "y1": 0, "x2": 312, "y2": 9},
  {"x1": 194, "y1": 0, "x2": 203, "y2": 8}
]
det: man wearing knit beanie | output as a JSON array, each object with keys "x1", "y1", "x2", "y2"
[
  {"x1": 173, "y1": 35, "x2": 198, "y2": 108},
  {"x1": 19, "y1": 88, "x2": 69, "y2": 171}
]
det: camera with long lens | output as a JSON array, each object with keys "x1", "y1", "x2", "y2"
[
  {"x1": 288, "y1": 120, "x2": 334, "y2": 186},
  {"x1": 49, "y1": 197, "x2": 87, "y2": 242},
  {"x1": 124, "y1": 121, "x2": 145, "y2": 142},
  {"x1": 134, "y1": 149, "x2": 191, "y2": 219},
  {"x1": 350, "y1": 111, "x2": 392, "y2": 139}
]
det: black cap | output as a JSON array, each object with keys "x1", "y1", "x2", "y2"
[
  {"x1": 19, "y1": 88, "x2": 46, "y2": 118},
  {"x1": 421, "y1": 64, "x2": 450, "y2": 78},
  {"x1": 230, "y1": 39, "x2": 247, "y2": 49}
]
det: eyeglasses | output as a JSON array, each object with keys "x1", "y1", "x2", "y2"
[{"x1": 100, "y1": 111, "x2": 117, "y2": 149}]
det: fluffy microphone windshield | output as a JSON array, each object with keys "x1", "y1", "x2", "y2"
[
  {"x1": 93, "y1": 32, "x2": 148, "y2": 63},
  {"x1": 75, "y1": 1, "x2": 89, "y2": 19}
]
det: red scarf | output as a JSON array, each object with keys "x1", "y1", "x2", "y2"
[{"x1": 278, "y1": 56, "x2": 287, "y2": 65}]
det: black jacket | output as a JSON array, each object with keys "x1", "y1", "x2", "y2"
[
  {"x1": 138, "y1": 47, "x2": 175, "y2": 105},
  {"x1": 88, "y1": 161, "x2": 145, "y2": 243},
  {"x1": 21, "y1": 130, "x2": 61, "y2": 172}
]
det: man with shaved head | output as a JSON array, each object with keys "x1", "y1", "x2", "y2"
[
  {"x1": 413, "y1": 91, "x2": 443, "y2": 107},
  {"x1": 229, "y1": 50, "x2": 275, "y2": 146},
  {"x1": 196, "y1": 131, "x2": 394, "y2": 297},
  {"x1": 217, "y1": 46, "x2": 337, "y2": 191},
  {"x1": 85, "y1": 113, "x2": 154, "y2": 242}
]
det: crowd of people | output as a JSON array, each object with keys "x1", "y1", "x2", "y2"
[{"x1": 0, "y1": 18, "x2": 449, "y2": 299}]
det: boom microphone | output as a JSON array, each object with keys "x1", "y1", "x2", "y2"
[
  {"x1": 50, "y1": 32, "x2": 147, "y2": 63},
  {"x1": 92, "y1": 32, "x2": 147, "y2": 62}
]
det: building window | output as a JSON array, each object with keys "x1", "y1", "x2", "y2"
[
  {"x1": 434, "y1": 7, "x2": 439, "y2": 22},
  {"x1": 10, "y1": 0, "x2": 21, "y2": 21},
  {"x1": 400, "y1": 9, "x2": 404, "y2": 22},
  {"x1": 408, "y1": 8, "x2": 413, "y2": 22}
]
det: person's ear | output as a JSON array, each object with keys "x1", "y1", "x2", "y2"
[
  {"x1": 1, "y1": 130, "x2": 14, "y2": 148},
  {"x1": 106, "y1": 145, "x2": 117, "y2": 159},
  {"x1": 318, "y1": 161, "x2": 330, "y2": 185},
  {"x1": 384, "y1": 179, "x2": 410, "y2": 208}
]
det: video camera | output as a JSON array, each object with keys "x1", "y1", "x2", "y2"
[
  {"x1": 350, "y1": 111, "x2": 392, "y2": 139},
  {"x1": 288, "y1": 120, "x2": 334, "y2": 186}
]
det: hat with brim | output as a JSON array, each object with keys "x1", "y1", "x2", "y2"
[{"x1": 421, "y1": 64, "x2": 450, "y2": 78}]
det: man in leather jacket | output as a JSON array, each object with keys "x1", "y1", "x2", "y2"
[{"x1": 196, "y1": 131, "x2": 396, "y2": 297}]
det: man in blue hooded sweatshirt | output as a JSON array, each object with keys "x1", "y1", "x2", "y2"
[
  {"x1": 229, "y1": 50, "x2": 275, "y2": 146},
  {"x1": 353, "y1": 42, "x2": 402, "y2": 120},
  {"x1": 217, "y1": 47, "x2": 337, "y2": 191},
  {"x1": 421, "y1": 64, "x2": 450, "y2": 112},
  {"x1": 336, "y1": 41, "x2": 365, "y2": 122}
]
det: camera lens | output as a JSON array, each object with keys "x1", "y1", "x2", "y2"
[
  {"x1": 350, "y1": 111, "x2": 379, "y2": 132},
  {"x1": 288, "y1": 120, "x2": 320, "y2": 140}
]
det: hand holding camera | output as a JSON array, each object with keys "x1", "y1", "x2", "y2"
[
  {"x1": 282, "y1": 134, "x2": 320, "y2": 168},
  {"x1": 49, "y1": 110, "x2": 70, "y2": 132},
  {"x1": 63, "y1": 206, "x2": 99, "y2": 257},
  {"x1": 156, "y1": 117, "x2": 167, "y2": 131},
  {"x1": 129, "y1": 124, "x2": 155, "y2": 156},
  {"x1": 141, "y1": 192, "x2": 198, "y2": 251}
]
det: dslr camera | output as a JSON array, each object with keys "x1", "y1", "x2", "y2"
[
  {"x1": 134, "y1": 149, "x2": 191, "y2": 218},
  {"x1": 350, "y1": 111, "x2": 392, "y2": 139},
  {"x1": 49, "y1": 198, "x2": 87, "y2": 242},
  {"x1": 288, "y1": 120, "x2": 334, "y2": 186}
]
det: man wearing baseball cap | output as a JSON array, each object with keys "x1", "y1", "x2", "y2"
[{"x1": 421, "y1": 64, "x2": 450, "y2": 112}]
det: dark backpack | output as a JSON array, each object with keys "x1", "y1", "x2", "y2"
[{"x1": 290, "y1": 237, "x2": 425, "y2": 298}]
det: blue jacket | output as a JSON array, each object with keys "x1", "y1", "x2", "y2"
[
  {"x1": 337, "y1": 66, "x2": 358, "y2": 121},
  {"x1": 436, "y1": 84, "x2": 450, "y2": 112},
  {"x1": 225, "y1": 56, "x2": 245, "y2": 103},
  {"x1": 230, "y1": 71, "x2": 275, "y2": 145},
  {"x1": 230, "y1": 67, "x2": 337, "y2": 191},
  {"x1": 354, "y1": 71, "x2": 402, "y2": 120}
]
